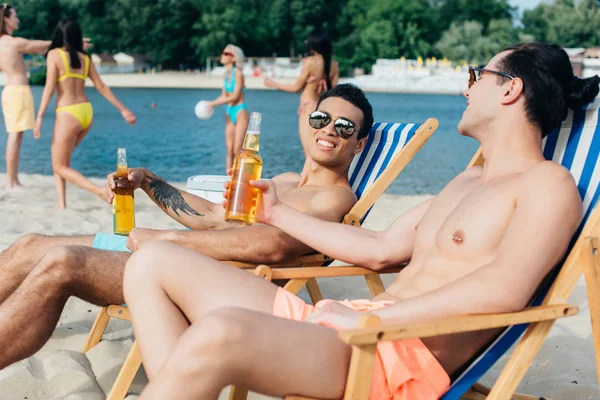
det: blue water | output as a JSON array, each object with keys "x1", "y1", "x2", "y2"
[{"x1": 0, "y1": 87, "x2": 477, "y2": 194}]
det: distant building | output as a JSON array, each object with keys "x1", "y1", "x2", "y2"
[
  {"x1": 91, "y1": 53, "x2": 117, "y2": 66},
  {"x1": 92, "y1": 53, "x2": 150, "y2": 74}
]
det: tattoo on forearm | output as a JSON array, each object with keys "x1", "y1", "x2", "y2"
[{"x1": 146, "y1": 176, "x2": 203, "y2": 217}]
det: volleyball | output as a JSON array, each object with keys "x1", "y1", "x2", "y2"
[{"x1": 195, "y1": 101, "x2": 214, "y2": 120}]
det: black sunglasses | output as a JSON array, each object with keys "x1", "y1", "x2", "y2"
[
  {"x1": 468, "y1": 66, "x2": 515, "y2": 88},
  {"x1": 308, "y1": 111, "x2": 356, "y2": 139}
]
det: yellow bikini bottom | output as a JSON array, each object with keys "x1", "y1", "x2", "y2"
[{"x1": 56, "y1": 102, "x2": 94, "y2": 130}]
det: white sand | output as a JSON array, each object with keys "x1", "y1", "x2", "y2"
[{"x1": 0, "y1": 173, "x2": 598, "y2": 399}]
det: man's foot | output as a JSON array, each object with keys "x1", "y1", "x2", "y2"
[{"x1": 6, "y1": 183, "x2": 25, "y2": 192}]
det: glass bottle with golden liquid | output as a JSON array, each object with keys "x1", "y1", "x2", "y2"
[
  {"x1": 113, "y1": 148, "x2": 135, "y2": 235},
  {"x1": 225, "y1": 112, "x2": 263, "y2": 225}
]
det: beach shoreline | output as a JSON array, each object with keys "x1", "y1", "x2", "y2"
[
  {"x1": 0, "y1": 173, "x2": 597, "y2": 399},
  {"x1": 0, "y1": 71, "x2": 467, "y2": 95}
]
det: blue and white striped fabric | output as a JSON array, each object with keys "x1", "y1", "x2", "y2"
[
  {"x1": 348, "y1": 122, "x2": 421, "y2": 222},
  {"x1": 443, "y1": 98, "x2": 600, "y2": 400}
]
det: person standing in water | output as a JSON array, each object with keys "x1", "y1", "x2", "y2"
[
  {"x1": 265, "y1": 29, "x2": 339, "y2": 156},
  {"x1": 34, "y1": 19, "x2": 136, "y2": 209},
  {"x1": 207, "y1": 44, "x2": 249, "y2": 171}
]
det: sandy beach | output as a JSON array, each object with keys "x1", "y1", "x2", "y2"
[{"x1": 0, "y1": 172, "x2": 598, "y2": 399}]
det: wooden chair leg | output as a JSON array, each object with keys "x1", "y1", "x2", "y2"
[
  {"x1": 364, "y1": 274, "x2": 385, "y2": 296},
  {"x1": 343, "y1": 315, "x2": 380, "y2": 400},
  {"x1": 306, "y1": 278, "x2": 323, "y2": 304},
  {"x1": 229, "y1": 386, "x2": 249, "y2": 400},
  {"x1": 83, "y1": 306, "x2": 111, "y2": 353},
  {"x1": 106, "y1": 340, "x2": 143, "y2": 400},
  {"x1": 486, "y1": 320, "x2": 555, "y2": 400},
  {"x1": 582, "y1": 237, "x2": 600, "y2": 385},
  {"x1": 283, "y1": 278, "x2": 309, "y2": 295}
]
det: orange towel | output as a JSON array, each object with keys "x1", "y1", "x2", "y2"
[{"x1": 273, "y1": 288, "x2": 450, "y2": 400}]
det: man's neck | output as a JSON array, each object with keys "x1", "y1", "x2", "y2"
[
  {"x1": 477, "y1": 117, "x2": 545, "y2": 181},
  {"x1": 298, "y1": 158, "x2": 350, "y2": 189}
]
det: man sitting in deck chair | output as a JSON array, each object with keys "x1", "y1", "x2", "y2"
[
  {"x1": 123, "y1": 43, "x2": 600, "y2": 400},
  {"x1": 0, "y1": 84, "x2": 374, "y2": 370}
]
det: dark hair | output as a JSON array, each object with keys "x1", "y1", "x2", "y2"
[
  {"x1": 499, "y1": 42, "x2": 600, "y2": 137},
  {"x1": 1, "y1": 4, "x2": 14, "y2": 36},
  {"x1": 316, "y1": 83, "x2": 374, "y2": 140},
  {"x1": 48, "y1": 19, "x2": 84, "y2": 69},
  {"x1": 307, "y1": 29, "x2": 333, "y2": 91}
]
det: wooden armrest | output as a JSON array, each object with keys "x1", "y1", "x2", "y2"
[
  {"x1": 106, "y1": 305, "x2": 131, "y2": 320},
  {"x1": 269, "y1": 264, "x2": 406, "y2": 280},
  {"x1": 339, "y1": 304, "x2": 578, "y2": 346},
  {"x1": 226, "y1": 253, "x2": 329, "y2": 269}
]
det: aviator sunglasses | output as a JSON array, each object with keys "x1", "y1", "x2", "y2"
[
  {"x1": 221, "y1": 51, "x2": 234, "y2": 57},
  {"x1": 468, "y1": 66, "x2": 515, "y2": 88},
  {"x1": 308, "y1": 110, "x2": 356, "y2": 139}
]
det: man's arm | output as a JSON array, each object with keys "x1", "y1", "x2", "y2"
[
  {"x1": 159, "y1": 225, "x2": 312, "y2": 263},
  {"x1": 13, "y1": 38, "x2": 50, "y2": 55},
  {"x1": 254, "y1": 178, "x2": 433, "y2": 270},
  {"x1": 130, "y1": 182, "x2": 360, "y2": 262},
  {"x1": 107, "y1": 168, "x2": 228, "y2": 230},
  {"x1": 372, "y1": 164, "x2": 582, "y2": 324},
  {"x1": 140, "y1": 170, "x2": 229, "y2": 230}
]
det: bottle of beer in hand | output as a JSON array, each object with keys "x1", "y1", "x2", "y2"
[
  {"x1": 225, "y1": 112, "x2": 263, "y2": 225},
  {"x1": 113, "y1": 148, "x2": 135, "y2": 235}
]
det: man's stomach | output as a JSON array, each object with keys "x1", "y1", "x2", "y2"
[{"x1": 4, "y1": 71, "x2": 29, "y2": 86}]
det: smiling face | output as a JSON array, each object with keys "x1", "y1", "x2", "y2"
[
  {"x1": 306, "y1": 96, "x2": 367, "y2": 168},
  {"x1": 458, "y1": 51, "x2": 513, "y2": 137}
]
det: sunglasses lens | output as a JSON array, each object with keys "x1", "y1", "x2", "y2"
[
  {"x1": 468, "y1": 68, "x2": 474, "y2": 88},
  {"x1": 334, "y1": 119, "x2": 355, "y2": 139},
  {"x1": 309, "y1": 111, "x2": 330, "y2": 129}
]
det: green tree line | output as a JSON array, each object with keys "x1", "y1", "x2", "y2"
[{"x1": 9, "y1": 0, "x2": 600, "y2": 75}]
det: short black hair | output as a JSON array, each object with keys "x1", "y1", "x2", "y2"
[
  {"x1": 315, "y1": 83, "x2": 374, "y2": 140},
  {"x1": 499, "y1": 42, "x2": 600, "y2": 137}
]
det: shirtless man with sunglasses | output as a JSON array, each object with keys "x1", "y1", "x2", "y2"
[{"x1": 0, "y1": 83, "x2": 374, "y2": 370}]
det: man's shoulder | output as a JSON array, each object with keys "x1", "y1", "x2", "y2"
[
  {"x1": 523, "y1": 161, "x2": 577, "y2": 191},
  {"x1": 272, "y1": 172, "x2": 302, "y2": 185},
  {"x1": 521, "y1": 161, "x2": 581, "y2": 212},
  {"x1": 311, "y1": 184, "x2": 357, "y2": 210}
]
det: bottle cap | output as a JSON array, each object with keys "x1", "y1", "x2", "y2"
[{"x1": 247, "y1": 112, "x2": 262, "y2": 134}]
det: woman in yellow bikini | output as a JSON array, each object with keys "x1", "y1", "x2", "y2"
[
  {"x1": 35, "y1": 19, "x2": 136, "y2": 209},
  {"x1": 265, "y1": 29, "x2": 339, "y2": 157}
]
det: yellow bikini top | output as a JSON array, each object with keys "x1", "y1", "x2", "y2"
[{"x1": 57, "y1": 48, "x2": 90, "y2": 82}]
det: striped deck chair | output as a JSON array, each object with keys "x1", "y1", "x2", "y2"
[
  {"x1": 276, "y1": 100, "x2": 600, "y2": 400},
  {"x1": 83, "y1": 118, "x2": 439, "y2": 400}
]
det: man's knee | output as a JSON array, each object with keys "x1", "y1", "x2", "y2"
[
  {"x1": 31, "y1": 246, "x2": 78, "y2": 286},
  {"x1": 183, "y1": 308, "x2": 250, "y2": 362},
  {"x1": 13, "y1": 233, "x2": 43, "y2": 251},
  {"x1": 123, "y1": 241, "x2": 172, "y2": 294}
]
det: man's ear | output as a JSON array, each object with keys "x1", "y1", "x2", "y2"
[
  {"x1": 354, "y1": 136, "x2": 367, "y2": 155},
  {"x1": 502, "y1": 77, "x2": 524, "y2": 105}
]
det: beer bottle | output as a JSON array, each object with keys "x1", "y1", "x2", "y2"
[
  {"x1": 113, "y1": 148, "x2": 135, "y2": 235},
  {"x1": 225, "y1": 112, "x2": 263, "y2": 225}
]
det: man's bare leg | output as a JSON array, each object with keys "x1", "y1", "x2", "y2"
[
  {"x1": 0, "y1": 245, "x2": 130, "y2": 369},
  {"x1": 5, "y1": 131, "x2": 24, "y2": 190},
  {"x1": 140, "y1": 308, "x2": 351, "y2": 400},
  {"x1": 0, "y1": 233, "x2": 94, "y2": 303},
  {"x1": 124, "y1": 241, "x2": 280, "y2": 378}
]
